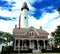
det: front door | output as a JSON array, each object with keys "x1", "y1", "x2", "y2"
[{"x1": 30, "y1": 40, "x2": 34, "y2": 49}]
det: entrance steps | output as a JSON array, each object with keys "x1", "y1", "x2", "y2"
[
  {"x1": 21, "y1": 52, "x2": 42, "y2": 54},
  {"x1": 33, "y1": 49, "x2": 41, "y2": 52}
]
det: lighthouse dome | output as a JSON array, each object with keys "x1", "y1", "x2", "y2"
[{"x1": 21, "y1": 2, "x2": 29, "y2": 11}]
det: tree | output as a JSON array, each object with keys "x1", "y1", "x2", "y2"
[
  {"x1": 57, "y1": 5, "x2": 60, "y2": 14},
  {"x1": 51, "y1": 25, "x2": 60, "y2": 45},
  {"x1": 0, "y1": 31, "x2": 6, "y2": 44},
  {"x1": 0, "y1": 38, "x2": 5, "y2": 44},
  {"x1": 3, "y1": 32, "x2": 13, "y2": 46},
  {"x1": 0, "y1": 31, "x2": 13, "y2": 46}
]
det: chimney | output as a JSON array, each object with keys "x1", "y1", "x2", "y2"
[
  {"x1": 40, "y1": 26, "x2": 42, "y2": 30},
  {"x1": 15, "y1": 25, "x2": 17, "y2": 28}
]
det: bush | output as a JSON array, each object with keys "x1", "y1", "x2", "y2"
[
  {"x1": 41, "y1": 48, "x2": 60, "y2": 53},
  {"x1": 52, "y1": 48, "x2": 60, "y2": 52},
  {"x1": 2, "y1": 46, "x2": 14, "y2": 51}
]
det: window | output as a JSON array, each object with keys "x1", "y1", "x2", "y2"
[
  {"x1": 25, "y1": 17, "x2": 27, "y2": 19},
  {"x1": 29, "y1": 31, "x2": 34, "y2": 36}
]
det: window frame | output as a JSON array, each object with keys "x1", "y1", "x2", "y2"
[{"x1": 29, "y1": 31, "x2": 34, "y2": 37}]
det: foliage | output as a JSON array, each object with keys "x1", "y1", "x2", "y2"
[
  {"x1": 57, "y1": 5, "x2": 60, "y2": 14},
  {"x1": 0, "y1": 31, "x2": 4, "y2": 36},
  {"x1": 41, "y1": 48, "x2": 60, "y2": 53},
  {"x1": 51, "y1": 25, "x2": 60, "y2": 44},
  {"x1": 0, "y1": 31, "x2": 5, "y2": 44},
  {"x1": 0, "y1": 31, "x2": 13, "y2": 46},
  {"x1": 2, "y1": 46, "x2": 14, "y2": 51},
  {"x1": 0, "y1": 38, "x2": 5, "y2": 44},
  {"x1": 57, "y1": 5, "x2": 60, "y2": 11},
  {"x1": 3, "y1": 32, "x2": 13, "y2": 46}
]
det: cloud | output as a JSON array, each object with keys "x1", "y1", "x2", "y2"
[
  {"x1": 40, "y1": 6, "x2": 55, "y2": 13},
  {"x1": 0, "y1": 16, "x2": 16, "y2": 21},
  {"x1": 0, "y1": 20, "x2": 16, "y2": 34},
  {"x1": 28, "y1": 0, "x2": 42, "y2": 4},
  {"x1": 29, "y1": 10, "x2": 60, "y2": 34},
  {"x1": 0, "y1": 0, "x2": 37, "y2": 21},
  {"x1": 29, "y1": 0, "x2": 60, "y2": 19},
  {"x1": 0, "y1": 0, "x2": 15, "y2": 11},
  {"x1": 0, "y1": 9, "x2": 20, "y2": 18},
  {"x1": 0, "y1": 0, "x2": 60, "y2": 36}
]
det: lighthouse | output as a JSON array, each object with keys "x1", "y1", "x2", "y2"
[
  {"x1": 13, "y1": 2, "x2": 50, "y2": 53},
  {"x1": 20, "y1": 2, "x2": 29, "y2": 28}
]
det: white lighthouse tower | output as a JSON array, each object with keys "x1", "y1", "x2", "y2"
[{"x1": 20, "y1": 2, "x2": 29, "y2": 28}]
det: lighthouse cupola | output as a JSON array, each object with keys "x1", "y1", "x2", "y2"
[
  {"x1": 20, "y1": 2, "x2": 29, "y2": 28},
  {"x1": 21, "y1": 2, "x2": 29, "y2": 11}
]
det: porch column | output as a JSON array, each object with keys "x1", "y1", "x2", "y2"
[
  {"x1": 18, "y1": 39, "x2": 20, "y2": 47},
  {"x1": 19, "y1": 39, "x2": 20, "y2": 50},
  {"x1": 29, "y1": 40, "x2": 32, "y2": 49},
  {"x1": 14, "y1": 39, "x2": 16, "y2": 46},
  {"x1": 17, "y1": 39, "x2": 19, "y2": 50},
  {"x1": 43, "y1": 40, "x2": 45, "y2": 49},
  {"x1": 37, "y1": 40, "x2": 39, "y2": 50}
]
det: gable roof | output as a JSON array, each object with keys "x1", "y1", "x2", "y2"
[
  {"x1": 36, "y1": 29, "x2": 49, "y2": 35},
  {"x1": 13, "y1": 26, "x2": 49, "y2": 36},
  {"x1": 24, "y1": 26, "x2": 39, "y2": 36}
]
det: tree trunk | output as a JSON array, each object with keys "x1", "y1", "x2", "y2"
[{"x1": 6, "y1": 37, "x2": 8, "y2": 46}]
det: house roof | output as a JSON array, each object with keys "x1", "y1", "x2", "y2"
[{"x1": 13, "y1": 26, "x2": 49, "y2": 36}]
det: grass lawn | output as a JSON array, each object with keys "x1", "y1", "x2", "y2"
[
  {"x1": 9, "y1": 53, "x2": 60, "y2": 54},
  {"x1": 0, "y1": 51, "x2": 60, "y2": 54},
  {"x1": 42, "y1": 53, "x2": 60, "y2": 54},
  {"x1": 12, "y1": 53, "x2": 60, "y2": 54},
  {"x1": 0, "y1": 52, "x2": 60, "y2": 54}
]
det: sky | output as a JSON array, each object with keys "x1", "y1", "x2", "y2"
[{"x1": 0, "y1": 0, "x2": 60, "y2": 38}]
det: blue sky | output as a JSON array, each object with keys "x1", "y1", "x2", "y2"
[{"x1": 0, "y1": 0, "x2": 60, "y2": 37}]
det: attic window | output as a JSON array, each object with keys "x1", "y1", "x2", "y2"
[{"x1": 29, "y1": 31, "x2": 34, "y2": 36}]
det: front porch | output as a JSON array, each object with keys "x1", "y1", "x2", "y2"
[{"x1": 14, "y1": 39, "x2": 51, "y2": 52}]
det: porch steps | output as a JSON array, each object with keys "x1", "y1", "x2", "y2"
[
  {"x1": 33, "y1": 49, "x2": 41, "y2": 52},
  {"x1": 21, "y1": 52, "x2": 42, "y2": 54}
]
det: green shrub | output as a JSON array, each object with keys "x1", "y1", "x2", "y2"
[{"x1": 2, "y1": 46, "x2": 14, "y2": 51}]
